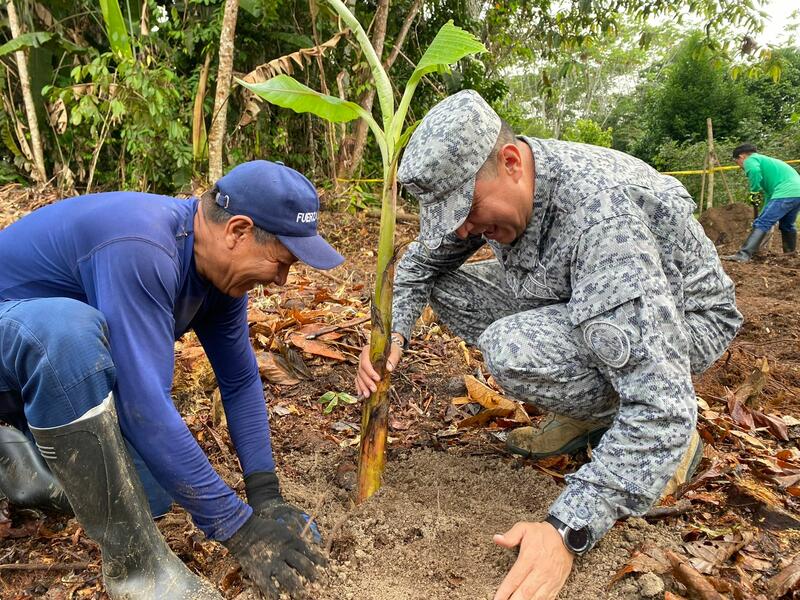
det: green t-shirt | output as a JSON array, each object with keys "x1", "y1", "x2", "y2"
[{"x1": 743, "y1": 153, "x2": 800, "y2": 202}]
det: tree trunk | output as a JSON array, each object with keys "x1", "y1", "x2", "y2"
[
  {"x1": 6, "y1": 0, "x2": 47, "y2": 184},
  {"x1": 208, "y1": 0, "x2": 239, "y2": 182},
  {"x1": 335, "y1": 0, "x2": 390, "y2": 180}
]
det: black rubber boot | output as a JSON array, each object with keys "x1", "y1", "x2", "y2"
[
  {"x1": 0, "y1": 425, "x2": 72, "y2": 513},
  {"x1": 782, "y1": 230, "x2": 797, "y2": 255},
  {"x1": 722, "y1": 228, "x2": 768, "y2": 263},
  {"x1": 29, "y1": 394, "x2": 222, "y2": 600}
]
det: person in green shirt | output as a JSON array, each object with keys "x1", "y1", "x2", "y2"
[{"x1": 723, "y1": 143, "x2": 800, "y2": 262}]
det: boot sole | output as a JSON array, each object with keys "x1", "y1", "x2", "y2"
[
  {"x1": 686, "y1": 437, "x2": 705, "y2": 483},
  {"x1": 506, "y1": 427, "x2": 609, "y2": 459}
]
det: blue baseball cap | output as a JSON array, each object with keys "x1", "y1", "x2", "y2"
[{"x1": 215, "y1": 160, "x2": 344, "y2": 270}]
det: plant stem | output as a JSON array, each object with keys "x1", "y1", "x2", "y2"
[{"x1": 357, "y1": 162, "x2": 397, "y2": 502}]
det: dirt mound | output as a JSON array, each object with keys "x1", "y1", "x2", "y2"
[{"x1": 698, "y1": 202, "x2": 754, "y2": 245}]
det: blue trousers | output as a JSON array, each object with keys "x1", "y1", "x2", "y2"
[
  {"x1": 0, "y1": 297, "x2": 173, "y2": 516},
  {"x1": 753, "y1": 197, "x2": 800, "y2": 233}
]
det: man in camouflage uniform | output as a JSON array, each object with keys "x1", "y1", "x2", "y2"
[{"x1": 355, "y1": 90, "x2": 742, "y2": 600}]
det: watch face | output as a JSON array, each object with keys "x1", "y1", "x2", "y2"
[{"x1": 566, "y1": 527, "x2": 590, "y2": 553}]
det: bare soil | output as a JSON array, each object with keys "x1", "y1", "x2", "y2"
[{"x1": 1, "y1": 188, "x2": 799, "y2": 600}]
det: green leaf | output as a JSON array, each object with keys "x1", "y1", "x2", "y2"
[
  {"x1": 0, "y1": 32, "x2": 53, "y2": 57},
  {"x1": 99, "y1": 0, "x2": 134, "y2": 61},
  {"x1": 393, "y1": 21, "x2": 485, "y2": 141},
  {"x1": 238, "y1": 0, "x2": 262, "y2": 18},
  {"x1": 397, "y1": 120, "x2": 421, "y2": 150},
  {"x1": 238, "y1": 75, "x2": 364, "y2": 123},
  {"x1": 409, "y1": 21, "x2": 486, "y2": 86},
  {"x1": 319, "y1": 391, "x2": 337, "y2": 403},
  {"x1": 337, "y1": 393, "x2": 358, "y2": 405},
  {"x1": 323, "y1": 397, "x2": 338, "y2": 413}
]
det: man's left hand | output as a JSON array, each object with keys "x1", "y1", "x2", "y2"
[
  {"x1": 493, "y1": 521, "x2": 574, "y2": 600},
  {"x1": 245, "y1": 471, "x2": 321, "y2": 543}
]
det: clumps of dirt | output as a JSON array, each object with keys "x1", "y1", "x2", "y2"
[
  {"x1": 271, "y1": 447, "x2": 684, "y2": 600},
  {"x1": 699, "y1": 203, "x2": 754, "y2": 246},
  {"x1": 698, "y1": 202, "x2": 787, "y2": 255}
]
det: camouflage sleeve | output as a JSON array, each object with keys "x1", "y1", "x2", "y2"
[
  {"x1": 391, "y1": 233, "x2": 485, "y2": 340},
  {"x1": 550, "y1": 214, "x2": 696, "y2": 548}
]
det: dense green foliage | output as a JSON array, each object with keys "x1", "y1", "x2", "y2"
[{"x1": 0, "y1": 0, "x2": 796, "y2": 203}]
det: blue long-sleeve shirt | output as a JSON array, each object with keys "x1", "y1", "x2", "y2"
[{"x1": 0, "y1": 192, "x2": 275, "y2": 540}]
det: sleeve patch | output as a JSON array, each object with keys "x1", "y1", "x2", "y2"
[{"x1": 584, "y1": 320, "x2": 631, "y2": 368}]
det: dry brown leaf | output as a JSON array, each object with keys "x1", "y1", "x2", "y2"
[
  {"x1": 772, "y1": 473, "x2": 800, "y2": 489},
  {"x1": 513, "y1": 404, "x2": 532, "y2": 425},
  {"x1": 610, "y1": 543, "x2": 672, "y2": 584},
  {"x1": 683, "y1": 531, "x2": 753, "y2": 574},
  {"x1": 464, "y1": 375, "x2": 513, "y2": 410},
  {"x1": 665, "y1": 549, "x2": 726, "y2": 600},
  {"x1": 729, "y1": 429, "x2": 768, "y2": 449},
  {"x1": 238, "y1": 30, "x2": 349, "y2": 127},
  {"x1": 751, "y1": 409, "x2": 790, "y2": 441},
  {"x1": 768, "y1": 553, "x2": 800, "y2": 598},
  {"x1": 777, "y1": 448, "x2": 800, "y2": 461},
  {"x1": 458, "y1": 407, "x2": 514, "y2": 428},
  {"x1": 728, "y1": 391, "x2": 755, "y2": 430},
  {"x1": 290, "y1": 310, "x2": 329, "y2": 325},
  {"x1": 257, "y1": 351, "x2": 301, "y2": 385},
  {"x1": 288, "y1": 332, "x2": 346, "y2": 361},
  {"x1": 736, "y1": 551, "x2": 774, "y2": 572},
  {"x1": 47, "y1": 98, "x2": 67, "y2": 134},
  {"x1": 461, "y1": 375, "x2": 531, "y2": 426}
]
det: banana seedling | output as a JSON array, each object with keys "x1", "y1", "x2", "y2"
[{"x1": 238, "y1": 1, "x2": 485, "y2": 501}]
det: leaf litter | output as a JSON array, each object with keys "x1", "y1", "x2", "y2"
[{"x1": 1, "y1": 200, "x2": 799, "y2": 599}]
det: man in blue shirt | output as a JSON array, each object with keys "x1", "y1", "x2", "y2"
[{"x1": 0, "y1": 161, "x2": 341, "y2": 599}]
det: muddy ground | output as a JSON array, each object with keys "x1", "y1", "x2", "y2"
[{"x1": 0, "y1": 188, "x2": 799, "y2": 600}]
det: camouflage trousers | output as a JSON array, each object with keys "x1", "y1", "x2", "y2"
[{"x1": 428, "y1": 259, "x2": 739, "y2": 422}]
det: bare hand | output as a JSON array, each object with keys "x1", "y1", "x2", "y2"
[
  {"x1": 354, "y1": 335, "x2": 404, "y2": 399},
  {"x1": 493, "y1": 521, "x2": 574, "y2": 600}
]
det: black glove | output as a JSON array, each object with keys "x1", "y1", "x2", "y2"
[
  {"x1": 222, "y1": 513, "x2": 326, "y2": 598},
  {"x1": 749, "y1": 192, "x2": 762, "y2": 207},
  {"x1": 245, "y1": 471, "x2": 320, "y2": 542}
]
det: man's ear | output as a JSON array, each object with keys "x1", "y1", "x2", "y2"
[
  {"x1": 499, "y1": 143, "x2": 524, "y2": 180},
  {"x1": 224, "y1": 215, "x2": 255, "y2": 249}
]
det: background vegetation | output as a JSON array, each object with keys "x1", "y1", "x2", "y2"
[{"x1": 0, "y1": 0, "x2": 798, "y2": 209}]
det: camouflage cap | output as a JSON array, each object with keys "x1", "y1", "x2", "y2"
[{"x1": 398, "y1": 90, "x2": 501, "y2": 248}]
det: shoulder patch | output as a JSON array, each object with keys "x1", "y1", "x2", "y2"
[{"x1": 583, "y1": 320, "x2": 631, "y2": 368}]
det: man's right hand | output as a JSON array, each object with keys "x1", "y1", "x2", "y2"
[
  {"x1": 355, "y1": 333, "x2": 404, "y2": 399},
  {"x1": 222, "y1": 514, "x2": 326, "y2": 598}
]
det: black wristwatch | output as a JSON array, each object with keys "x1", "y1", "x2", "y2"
[{"x1": 545, "y1": 515, "x2": 591, "y2": 555}]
